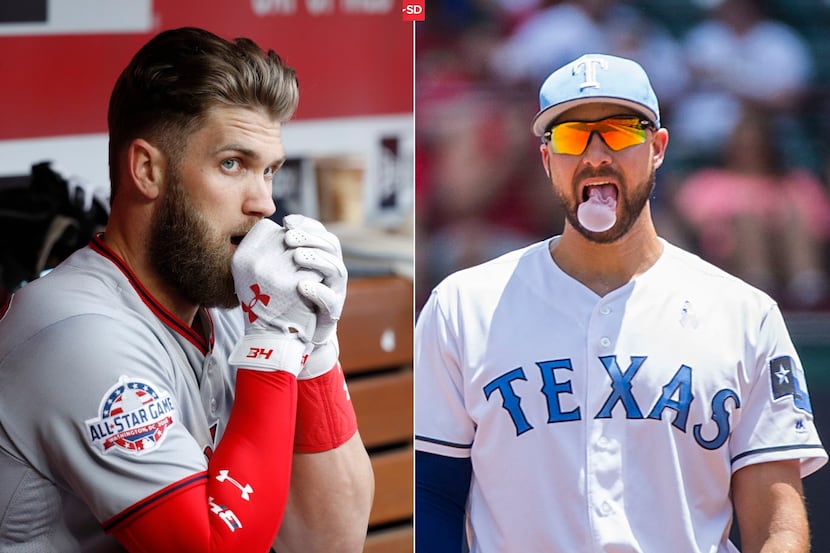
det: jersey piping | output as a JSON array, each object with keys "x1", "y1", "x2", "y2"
[
  {"x1": 415, "y1": 435, "x2": 473, "y2": 450},
  {"x1": 101, "y1": 471, "x2": 208, "y2": 531},
  {"x1": 731, "y1": 443, "x2": 827, "y2": 464}
]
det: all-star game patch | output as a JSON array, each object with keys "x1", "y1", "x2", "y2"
[
  {"x1": 769, "y1": 356, "x2": 813, "y2": 415},
  {"x1": 85, "y1": 376, "x2": 176, "y2": 455}
]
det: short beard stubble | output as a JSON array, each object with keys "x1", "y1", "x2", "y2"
[{"x1": 558, "y1": 167, "x2": 657, "y2": 244}]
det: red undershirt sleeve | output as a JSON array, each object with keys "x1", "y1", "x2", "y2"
[
  {"x1": 107, "y1": 369, "x2": 297, "y2": 553},
  {"x1": 294, "y1": 361, "x2": 358, "y2": 453}
]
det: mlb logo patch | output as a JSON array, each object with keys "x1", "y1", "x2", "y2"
[{"x1": 769, "y1": 356, "x2": 813, "y2": 414}]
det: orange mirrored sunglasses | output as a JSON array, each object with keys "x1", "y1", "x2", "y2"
[{"x1": 543, "y1": 116, "x2": 655, "y2": 156}]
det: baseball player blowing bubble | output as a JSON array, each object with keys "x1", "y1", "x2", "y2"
[
  {"x1": 415, "y1": 53, "x2": 827, "y2": 552},
  {"x1": 0, "y1": 27, "x2": 373, "y2": 552}
]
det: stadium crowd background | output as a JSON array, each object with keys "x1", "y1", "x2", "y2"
[{"x1": 415, "y1": 0, "x2": 830, "y2": 313}]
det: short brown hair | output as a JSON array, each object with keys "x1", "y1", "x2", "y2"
[{"x1": 107, "y1": 27, "x2": 299, "y2": 198}]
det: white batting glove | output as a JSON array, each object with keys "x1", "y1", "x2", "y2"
[
  {"x1": 297, "y1": 336, "x2": 341, "y2": 380},
  {"x1": 283, "y1": 215, "x2": 348, "y2": 379},
  {"x1": 228, "y1": 218, "x2": 320, "y2": 376},
  {"x1": 284, "y1": 214, "x2": 347, "y2": 345}
]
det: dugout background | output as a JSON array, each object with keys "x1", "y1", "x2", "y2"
[{"x1": 0, "y1": 1, "x2": 415, "y2": 551}]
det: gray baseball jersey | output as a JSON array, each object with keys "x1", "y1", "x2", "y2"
[
  {"x1": 415, "y1": 237, "x2": 827, "y2": 553},
  {"x1": 0, "y1": 236, "x2": 244, "y2": 551}
]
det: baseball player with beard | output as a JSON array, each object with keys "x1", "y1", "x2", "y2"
[
  {"x1": 0, "y1": 28, "x2": 372, "y2": 552},
  {"x1": 415, "y1": 53, "x2": 827, "y2": 552}
]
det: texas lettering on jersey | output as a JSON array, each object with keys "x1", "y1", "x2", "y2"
[{"x1": 483, "y1": 354, "x2": 812, "y2": 449}]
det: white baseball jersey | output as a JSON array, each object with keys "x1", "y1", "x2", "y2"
[
  {"x1": 415, "y1": 237, "x2": 827, "y2": 553},
  {"x1": 0, "y1": 236, "x2": 244, "y2": 552}
]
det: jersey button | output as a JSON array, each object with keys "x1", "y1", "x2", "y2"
[
  {"x1": 600, "y1": 306, "x2": 612, "y2": 315},
  {"x1": 599, "y1": 337, "x2": 611, "y2": 347},
  {"x1": 600, "y1": 501, "x2": 613, "y2": 515},
  {"x1": 209, "y1": 397, "x2": 218, "y2": 415}
]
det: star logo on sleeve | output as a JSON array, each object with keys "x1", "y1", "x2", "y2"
[
  {"x1": 775, "y1": 364, "x2": 791, "y2": 385},
  {"x1": 769, "y1": 356, "x2": 813, "y2": 414},
  {"x1": 770, "y1": 357, "x2": 795, "y2": 398}
]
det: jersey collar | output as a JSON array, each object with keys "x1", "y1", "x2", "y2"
[{"x1": 90, "y1": 234, "x2": 213, "y2": 355}]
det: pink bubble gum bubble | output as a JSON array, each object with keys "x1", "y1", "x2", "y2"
[{"x1": 577, "y1": 198, "x2": 616, "y2": 232}]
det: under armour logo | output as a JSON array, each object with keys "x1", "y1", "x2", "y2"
[
  {"x1": 241, "y1": 284, "x2": 270, "y2": 323},
  {"x1": 573, "y1": 56, "x2": 608, "y2": 91},
  {"x1": 216, "y1": 469, "x2": 254, "y2": 500}
]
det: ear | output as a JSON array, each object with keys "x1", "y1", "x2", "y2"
[
  {"x1": 126, "y1": 138, "x2": 165, "y2": 200},
  {"x1": 539, "y1": 143, "x2": 551, "y2": 178},
  {"x1": 651, "y1": 128, "x2": 670, "y2": 171}
]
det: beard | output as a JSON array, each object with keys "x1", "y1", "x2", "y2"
[
  {"x1": 557, "y1": 166, "x2": 656, "y2": 244},
  {"x1": 148, "y1": 170, "x2": 242, "y2": 309}
]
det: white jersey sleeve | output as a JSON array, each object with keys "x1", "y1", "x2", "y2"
[
  {"x1": 414, "y1": 286, "x2": 474, "y2": 459},
  {"x1": 728, "y1": 301, "x2": 826, "y2": 476}
]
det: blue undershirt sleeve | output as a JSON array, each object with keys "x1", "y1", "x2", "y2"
[{"x1": 415, "y1": 451, "x2": 472, "y2": 553}]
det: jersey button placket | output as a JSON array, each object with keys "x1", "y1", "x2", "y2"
[
  {"x1": 596, "y1": 302, "x2": 613, "y2": 350},
  {"x1": 588, "y1": 426, "x2": 628, "y2": 542},
  {"x1": 585, "y1": 299, "x2": 628, "y2": 544},
  {"x1": 202, "y1": 354, "x2": 220, "y2": 419}
]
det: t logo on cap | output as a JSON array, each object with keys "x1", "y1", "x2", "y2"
[
  {"x1": 574, "y1": 56, "x2": 608, "y2": 91},
  {"x1": 530, "y1": 53, "x2": 661, "y2": 137}
]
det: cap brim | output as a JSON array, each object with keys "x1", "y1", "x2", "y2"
[{"x1": 531, "y1": 97, "x2": 659, "y2": 136}]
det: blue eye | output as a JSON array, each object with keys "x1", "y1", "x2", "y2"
[{"x1": 221, "y1": 159, "x2": 239, "y2": 171}]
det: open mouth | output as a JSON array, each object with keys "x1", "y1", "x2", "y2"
[{"x1": 582, "y1": 182, "x2": 618, "y2": 204}]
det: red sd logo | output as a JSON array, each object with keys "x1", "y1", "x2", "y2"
[{"x1": 402, "y1": 0, "x2": 424, "y2": 21}]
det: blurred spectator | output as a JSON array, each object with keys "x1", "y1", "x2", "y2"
[
  {"x1": 675, "y1": 106, "x2": 830, "y2": 309},
  {"x1": 414, "y1": 87, "x2": 557, "y2": 308},
  {"x1": 488, "y1": 0, "x2": 689, "y2": 109},
  {"x1": 669, "y1": 0, "x2": 815, "y2": 166}
]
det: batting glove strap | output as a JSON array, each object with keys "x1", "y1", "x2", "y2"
[
  {"x1": 297, "y1": 338, "x2": 339, "y2": 380},
  {"x1": 228, "y1": 333, "x2": 312, "y2": 376}
]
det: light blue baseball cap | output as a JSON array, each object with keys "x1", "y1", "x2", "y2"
[{"x1": 531, "y1": 53, "x2": 660, "y2": 136}]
